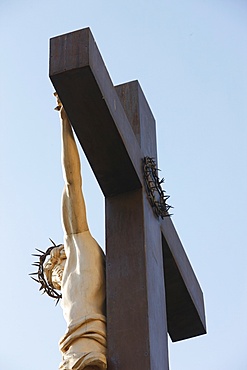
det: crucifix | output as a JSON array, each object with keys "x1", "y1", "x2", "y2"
[{"x1": 49, "y1": 27, "x2": 206, "y2": 370}]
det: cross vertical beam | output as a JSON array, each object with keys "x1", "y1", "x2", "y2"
[{"x1": 106, "y1": 81, "x2": 169, "y2": 369}]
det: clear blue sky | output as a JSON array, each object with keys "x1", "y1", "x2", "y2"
[{"x1": 1, "y1": 1, "x2": 247, "y2": 369}]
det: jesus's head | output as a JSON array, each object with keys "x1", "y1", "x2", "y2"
[{"x1": 44, "y1": 245, "x2": 66, "y2": 290}]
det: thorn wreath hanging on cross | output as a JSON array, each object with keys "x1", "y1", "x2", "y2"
[{"x1": 143, "y1": 156, "x2": 173, "y2": 219}]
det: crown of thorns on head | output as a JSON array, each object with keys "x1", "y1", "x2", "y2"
[
  {"x1": 143, "y1": 156, "x2": 173, "y2": 218},
  {"x1": 30, "y1": 239, "x2": 63, "y2": 305}
]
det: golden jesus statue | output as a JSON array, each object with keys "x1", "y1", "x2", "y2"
[{"x1": 43, "y1": 94, "x2": 107, "y2": 370}]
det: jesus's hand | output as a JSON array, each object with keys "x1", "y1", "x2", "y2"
[{"x1": 54, "y1": 92, "x2": 68, "y2": 122}]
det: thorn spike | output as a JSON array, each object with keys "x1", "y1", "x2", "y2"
[
  {"x1": 35, "y1": 248, "x2": 45, "y2": 254},
  {"x1": 49, "y1": 238, "x2": 57, "y2": 247},
  {"x1": 31, "y1": 277, "x2": 40, "y2": 283}
]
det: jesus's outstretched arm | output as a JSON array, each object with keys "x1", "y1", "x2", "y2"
[{"x1": 55, "y1": 93, "x2": 89, "y2": 235}]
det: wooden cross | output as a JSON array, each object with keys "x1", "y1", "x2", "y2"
[{"x1": 49, "y1": 28, "x2": 206, "y2": 370}]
